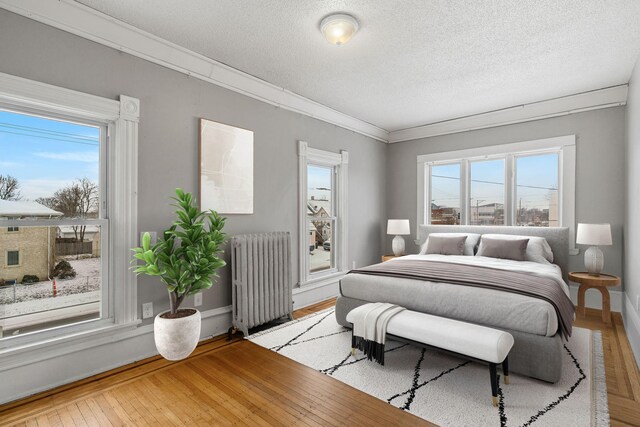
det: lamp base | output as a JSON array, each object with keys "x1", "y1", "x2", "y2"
[
  {"x1": 584, "y1": 246, "x2": 604, "y2": 276},
  {"x1": 392, "y1": 235, "x2": 406, "y2": 256}
]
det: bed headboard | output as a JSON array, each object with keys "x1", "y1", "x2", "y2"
[{"x1": 417, "y1": 225, "x2": 570, "y2": 280}]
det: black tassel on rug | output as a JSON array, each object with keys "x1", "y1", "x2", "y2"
[{"x1": 353, "y1": 336, "x2": 386, "y2": 365}]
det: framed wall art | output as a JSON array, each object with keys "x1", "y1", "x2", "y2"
[{"x1": 199, "y1": 118, "x2": 254, "y2": 214}]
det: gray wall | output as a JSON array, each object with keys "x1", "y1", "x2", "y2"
[
  {"x1": 0, "y1": 10, "x2": 387, "y2": 322},
  {"x1": 386, "y1": 107, "x2": 626, "y2": 286},
  {"x1": 625, "y1": 54, "x2": 640, "y2": 364}
]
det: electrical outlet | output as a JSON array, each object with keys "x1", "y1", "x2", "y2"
[
  {"x1": 140, "y1": 231, "x2": 157, "y2": 246},
  {"x1": 352, "y1": 261, "x2": 356, "y2": 269},
  {"x1": 636, "y1": 295, "x2": 639, "y2": 313},
  {"x1": 142, "y1": 302, "x2": 154, "y2": 319},
  {"x1": 194, "y1": 292, "x2": 203, "y2": 307}
]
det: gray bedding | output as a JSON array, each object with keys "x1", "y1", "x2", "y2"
[
  {"x1": 348, "y1": 257, "x2": 574, "y2": 339},
  {"x1": 340, "y1": 273, "x2": 559, "y2": 336}
]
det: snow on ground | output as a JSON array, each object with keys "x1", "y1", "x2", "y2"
[
  {"x1": 309, "y1": 247, "x2": 331, "y2": 272},
  {"x1": 0, "y1": 258, "x2": 101, "y2": 305},
  {"x1": 0, "y1": 291, "x2": 100, "y2": 318}
]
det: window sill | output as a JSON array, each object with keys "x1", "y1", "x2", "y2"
[
  {"x1": 0, "y1": 319, "x2": 142, "y2": 372},
  {"x1": 297, "y1": 271, "x2": 346, "y2": 290}
]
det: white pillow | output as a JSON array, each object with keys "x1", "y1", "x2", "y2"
[
  {"x1": 420, "y1": 233, "x2": 481, "y2": 256},
  {"x1": 478, "y1": 234, "x2": 554, "y2": 264}
]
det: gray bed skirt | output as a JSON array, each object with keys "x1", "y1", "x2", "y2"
[{"x1": 335, "y1": 295, "x2": 563, "y2": 383}]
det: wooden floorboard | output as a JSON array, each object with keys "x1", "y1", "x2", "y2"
[
  {"x1": 574, "y1": 308, "x2": 640, "y2": 426},
  {"x1": 1, "y1": 299, "x2": 638, "y2": 426}
]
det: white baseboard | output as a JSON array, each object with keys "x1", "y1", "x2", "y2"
[
  {"x1": 0, "y1": 305, "x2": 232, "y2": 405},
  {"x1": 623, "y1": 293, "x2": 640, "y2": 369},
  {"x1": 568, "y1": 284, "x2": 623, "y2": 312},
  {"x1": 292, "y1": 280, "x2": 340, "y2": 310}
]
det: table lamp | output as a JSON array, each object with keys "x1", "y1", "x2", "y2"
[
  {"x1": 387, "y1": 219, "x2": 410, "y2": 256},
  {"x1": 576, "y1": 223, "x2": 612, "y2": 276}
]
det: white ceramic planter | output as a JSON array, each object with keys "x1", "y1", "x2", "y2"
[{"x1": 154, "y1": 308, "x2": 201, "y2": 361}]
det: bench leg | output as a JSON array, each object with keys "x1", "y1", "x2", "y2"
[
  {"x1": 490, "y1": 363, "x2": 498, "y2": 407},
  {"x1": 351, "y1": 330, "x2": 356, "y2": 356},
  {"x1": 502, "y1": 357, "x2": 509, "y2": 385}
]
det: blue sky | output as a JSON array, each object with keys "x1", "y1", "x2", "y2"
[
  {"x1": 308, "y1": 165, "x2": 332, "y2": 200},
  {"x1": 0, "y1": 110, "x2": 100, "y2": 200},
  {"x1": 431, "y1": 153, "x2": 558, "y2": 210}
]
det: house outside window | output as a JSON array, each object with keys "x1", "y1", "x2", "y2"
[
  {"x1": 7, "y1": 227, "x2": 19, "y2": 232},
  {"x1": 417, "y1": 135, "x2": 577, "y2": 251},
  {"x1": 298, "y1": 141, "x2": 348, "y2": 286}
]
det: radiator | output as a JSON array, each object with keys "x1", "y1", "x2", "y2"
[{"x1": 230, "y1": 232, "x2": 293, "y2": 336}]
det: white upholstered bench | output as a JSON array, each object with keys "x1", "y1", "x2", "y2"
[{"x1": 346, "y1": 307, "x2": 515, "y2": 406}]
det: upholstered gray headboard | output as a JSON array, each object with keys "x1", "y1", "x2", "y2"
[{"x1": 417, "y1": 225, "x2": 570, "y2": 280}]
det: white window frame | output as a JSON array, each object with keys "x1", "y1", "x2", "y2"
[
  {"x1": 0, "y1": 71, "x2": 139, "y2": 357},
  {"x1": 417, "y1": 135, "x2": 577, "y2": 254},
  {"x1": 298, "y1": 141, "x2": 348, "y2": 287}
]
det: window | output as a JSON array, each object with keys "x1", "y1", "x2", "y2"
[
  {"x1": 6, "y1": 250, "x2": 19, "y2": 266},
  {"x1": 515, "y1": 153, "x2": 559, "y2": 227},
  {"x1": 307, "y1": 165, "x2": 335, "y2": 273},
  {"x1": 417, "y1": 135, "x2": 576, "y2": 251},
  {"x1": 0, "y1": 108, "x2": 106, "y2": 337},
  {"x1": 469, "y1": 159, "x2": 505, "y2": 225},
  {"x1": 430, "y1": 163, "x2": 461, "y2": 225},
  {"x1": 0, "y1": 71, "x2": 139, "y2": 353},
  {"x1": 298, "y1": 141, "x2": 348, "y2": 286}
]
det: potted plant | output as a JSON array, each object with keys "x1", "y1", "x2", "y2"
[{"x1": 132, "y1": 188, "x2": 226, "y2": 361}]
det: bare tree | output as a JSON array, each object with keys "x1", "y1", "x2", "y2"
[
  {"x1": 37, "y1": 178, "x2": 98, "y2": 241},
  {"x1": 35, "y1": 196, "x2": 57, "y2": 210},
  {"x1": 0, "y1": 175, "x2": 21, "y2": 200}
]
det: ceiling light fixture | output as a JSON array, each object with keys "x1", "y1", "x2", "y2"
[{"x1": 320, "y1": 13, "x2": 359, "y2": 46}]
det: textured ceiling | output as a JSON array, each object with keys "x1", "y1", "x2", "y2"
[{"x1": 75, "y1": 0, "x2": 640, "y2": 131}]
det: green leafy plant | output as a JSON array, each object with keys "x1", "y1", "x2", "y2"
[{"x1": 132, "y1": 188, "x2": 226, "y2": 315}]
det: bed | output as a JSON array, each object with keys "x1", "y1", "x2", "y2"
[{"x1": 335, "y1": 225, "x2": 572, "y2": 383}]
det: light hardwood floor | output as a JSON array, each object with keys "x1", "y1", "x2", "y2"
[
  {"x1": 0, "y1": 300, "x2": 639, "y2": 426},
  {"x1": 578, "y1": 307, "x2": 640, "y2": 427}
]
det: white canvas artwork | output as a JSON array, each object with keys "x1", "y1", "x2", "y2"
[{"x1": 200, "y1": 119, "x2": 254, "y2": 214}]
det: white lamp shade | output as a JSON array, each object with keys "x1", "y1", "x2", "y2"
[
  {"x1": 576, "y1": 223, "x2": 612, "y2": 246},
  {"x1": 387, "y1": 219, "x2": 410, "y2": 235}
]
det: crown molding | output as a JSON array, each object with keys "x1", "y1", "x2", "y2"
[
  {"x1": 1, "y1": 1, "x2": 629, "y2": 145},
  {"x1": 388, "y1": 85, "x2": 628, "y2": 143},
  {"x1": 0, "y1": 0, "x2": 389, "y2": 143}
]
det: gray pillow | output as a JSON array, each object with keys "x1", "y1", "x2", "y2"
[
  {"x1": 480, "y1": 234, "x2": 553, "y2": 264},
  {"x1": 425, "y1": 235, "x2": 468, "y2": 256},
  {"x1": 477, "y1": 236, "x2": 529, "y2": 261},
  {"x1": 420, "y1": 232, "x2": 481, "y2": 256}
]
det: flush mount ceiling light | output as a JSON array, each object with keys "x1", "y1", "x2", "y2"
[{"x1": 320, "y1": 13, "x2": 359, "y2": 45}]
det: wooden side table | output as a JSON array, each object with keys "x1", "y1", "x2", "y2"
[
  {"x1": 381, "y1": 255, "x2": 399, "y2": 262},
  {"x1": 568, "y1": 272, "x2": 620, "y2": 324}
]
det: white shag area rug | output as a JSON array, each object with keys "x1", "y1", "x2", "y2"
[{"x1": 248, "y1": 309, "x2": 609, "y2": 427}]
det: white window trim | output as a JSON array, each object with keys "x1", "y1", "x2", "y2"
[
  {"x1": 298, "y1": 141, "x2": 348, "y2": 287},
  {"x1": 417, "y1": 135, "x2": 577, "y2": 254},
  {"x1": 0, "y1": 72, "x2": 139, "y2": 356}
]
